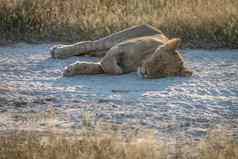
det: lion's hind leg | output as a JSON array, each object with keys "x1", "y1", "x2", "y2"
[
  {"x1": 51, "y1": 41, "x2": 96, "y2": 59},
  {"x1": 51, "y1": 24, "x2": 161, "y2": 59},
  {"x1": 63, "y1": 61, "x2": 104, "y2": 76}
]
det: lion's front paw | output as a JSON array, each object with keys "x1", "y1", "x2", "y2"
[
  {"x1": 137, "y1": 66, "x2": 148, "y2": 78},
  {"x1": 63, "y1": 65, "x2": 75, "y2": 77}
]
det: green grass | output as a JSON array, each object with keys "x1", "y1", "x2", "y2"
[{"x1": 0, "y1": 0, "x2": 238, "y2": 48}]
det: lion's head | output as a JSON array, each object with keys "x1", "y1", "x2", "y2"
[{"x1": 138, "y1": 38, "x2": 192, "y2": 79}]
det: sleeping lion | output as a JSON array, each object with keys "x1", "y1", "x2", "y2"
[{"x1": 50, "y1": 24, "x2": 192, "y2": 78}]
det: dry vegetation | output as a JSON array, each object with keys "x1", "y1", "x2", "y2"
[
  {"x1": 0, "y1": 129, "x2": 237, "y2": 159},
  {"x1": 0, "y1": 1, "x2": 238, "y2": 157},
  {"x1": 0, "y1": 0, "x2": 238, "y2": 48}
]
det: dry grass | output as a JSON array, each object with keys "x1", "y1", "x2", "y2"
[
  {"x1": 0, "y1": 0, "x2": 238, "y2": 48},
  {"x1": 0, "y1": 129, "x2": 237, "y2": 159}
]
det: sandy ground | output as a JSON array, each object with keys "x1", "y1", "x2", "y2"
[{"x1": 0, "y1": 43, "x2": 238, "y2": 139}]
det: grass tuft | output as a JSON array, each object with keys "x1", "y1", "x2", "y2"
[
  {"x1": 0, "y1": 129, "x2": 237, "y2": 159},
  {"x1": 0, "y1": 0, "x2": 238, "y2": 48}
]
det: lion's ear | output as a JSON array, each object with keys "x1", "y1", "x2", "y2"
[{"x1": 164, "y1": 38, "x2": 181, "y2": 50}]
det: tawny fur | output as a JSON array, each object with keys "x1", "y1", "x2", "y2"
[
  {"x1": 50, "y1": 25, "x2": 192, "y2": 78},
  {"x1": 51, "y1": 24, "x2": 161, "y2": 58}
]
